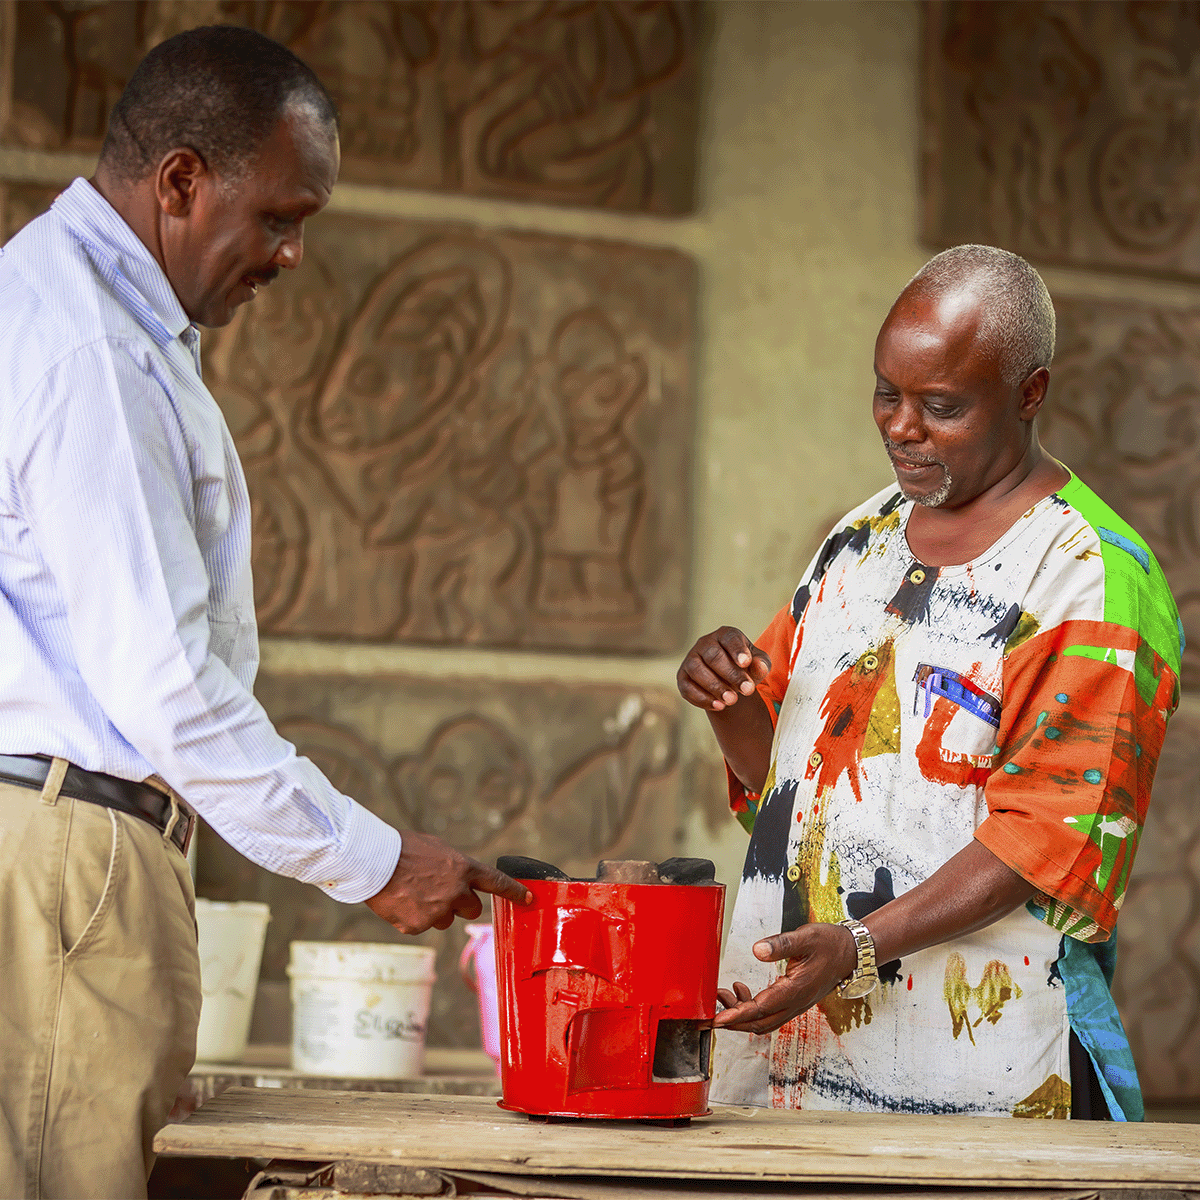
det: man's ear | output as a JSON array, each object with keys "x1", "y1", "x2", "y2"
[
  {"x1": 154, "y1": 147, "x2": 208, "y2": 218},
  {"x1": 1018, "y1": 366, "x2": 1050, "y2": 421}
]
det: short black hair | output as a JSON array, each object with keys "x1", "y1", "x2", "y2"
[{"x1": 100, "y1": 25, "x2": 338, "y2": 183}]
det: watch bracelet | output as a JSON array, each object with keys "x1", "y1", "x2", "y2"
[{"x1": 837, "y1": 917, "x2": 877, "y2": 996}]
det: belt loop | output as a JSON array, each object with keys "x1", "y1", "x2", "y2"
[
  {"x1": 162, "y1": 793, "x2": 180, "y2": 844},
  {"x1": 39, "y1": 757, "x2": 69, "y2": 806}
]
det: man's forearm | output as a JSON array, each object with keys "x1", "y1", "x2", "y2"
[
  {"x1": 862, "y1": 838, "x2": 1036, "y2": 964},
  {"x1": 716, "y1": 837, "x2": 1038, "y2": 1034},
  {"x1": 707, "y1": 691, "x2": 776, "y2": 795}
]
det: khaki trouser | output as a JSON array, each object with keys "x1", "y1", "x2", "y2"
[{"x1": 0, "y1": 767, "x2": 201, "y2": 1199}]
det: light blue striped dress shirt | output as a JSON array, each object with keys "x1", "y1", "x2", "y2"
[{"x1": 0, "y1": 178, "x2": 401, "y2": 903}]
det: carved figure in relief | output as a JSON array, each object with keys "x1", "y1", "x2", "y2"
[
  {"x1": 196, "y1": 222, "x2": 673, "y2": 648},
  {"x1": 532, "y1": 308, "x2": 646, "y2": 624},
  {"x1": 12, "y1": 1, "x2": 697, "y2": 215},
  {"x1": 289, "y1": 3, "x2": 429, "y2": 163},
  {"x1": 205, "y1": 253, "x2": 343, "y2": 625},
  {"x1": 295, "y1": 234, "x2": 536, "y2": 642},
  {"x1": 438, "y1": 0, "x2": 688, "y2": 208},
  {"x1": 394, "y1": 717, "x2": 534, "y2": 851},
  {"x1": 270, "y1": 701, "x2": 675, "y2": 865},
  {"x1": 941, "y1": 2, "x2": 1102, "y2": 253},
  {"x1": 537, "y1": 701, "x2": 675, "y2": 858},
  {"x1": 274, "y1": 717, "x2": 399, "y2": 826},
  {"x1": 301, "y1": 237, "x2": 509, "y2": 524},
  {"x1": 1091, "y1": 9, "x2": 1200, "y2": 253}
]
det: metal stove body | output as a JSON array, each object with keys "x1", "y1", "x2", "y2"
[{"x1": 493, "y1": 873, "x2": 725, "y2": 1120}]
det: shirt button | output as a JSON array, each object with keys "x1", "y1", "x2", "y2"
[
  {"x1": 910, "y1": 568, "x2": 926, "y2": 585},
  {"x1": 809, "y1": 751, "x2": 823, "y2": 768},
  {"x1": 863, "y1": 653, "x2": 879, "y2": 671},
  {"x1": 786, "y1": 864, "x2": 801, "y2": 882}
]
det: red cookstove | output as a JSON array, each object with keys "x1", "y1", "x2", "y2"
[{"x1": 492, "y1": 858, "x2": 725, "y2": 1122}]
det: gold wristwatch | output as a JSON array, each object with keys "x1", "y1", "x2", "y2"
[{"x1": 837, "y1": 918, "x2": 879, "y2": 999}]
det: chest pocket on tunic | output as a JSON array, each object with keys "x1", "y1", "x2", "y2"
[{"x1": 913, "y1": 664, "x2": 1000, "y2": 786}]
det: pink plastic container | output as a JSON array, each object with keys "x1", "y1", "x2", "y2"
[{"x1": 459, "y1": 923, "x2": 501, "y2": 1072}]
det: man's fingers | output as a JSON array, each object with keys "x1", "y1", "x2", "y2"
[
  {"x1": 716, "y1": 981, "x2": 752, "y2": 1010},
  {"x1": 676, "y1": 627, "x2": 771, "y2": 710},
  {"x1": 749, "y1": 647, "x2": 772, "y2": 682},
  {"x1": 753, "y1": 932, "x2": 805, "y2": 962},
  {"x1": 712, "y1": 980, "x2": 798, "y2": 1034},
  {"x1": 469, "y1": 862, "x2": 532, "y2": 905},
  {"x1": 716, "y1": 625, "x2": 755, "y2": 667},
  {"x1": 677, "y1": 673, "x2": 728, "y2": 711},
  {"x1": 683, "y1": 657, "x2": 740, "y2": 707},
  {"x1": 702, "y1": 635, "x2": 755, "y2": 692},
  {"x1": 717, "y1": 1007, "x2": 793, "y2": 1035}
]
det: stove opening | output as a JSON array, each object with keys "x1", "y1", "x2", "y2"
[{"x1": 652, "y1": 1019, "x2": 712, "y2": 1083}]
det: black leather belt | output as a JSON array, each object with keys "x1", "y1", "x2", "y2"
[{"x1": 0, "y1": 753, "x2": 194, "y2": 854}]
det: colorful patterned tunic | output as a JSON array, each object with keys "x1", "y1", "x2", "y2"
[{"x1": 712, "y1": 474, "x2": 1182, "y2": 1119}]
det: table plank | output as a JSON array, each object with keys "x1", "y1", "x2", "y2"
[{"x1": 156, "y1": 1089, "x2": 1200, "y2": 1188}]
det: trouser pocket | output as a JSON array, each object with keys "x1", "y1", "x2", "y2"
[{"x1": 59, "y1": 800, "x2": 123, "y2": 960}]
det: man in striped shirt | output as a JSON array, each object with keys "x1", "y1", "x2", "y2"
[{"x1": 0, "y1": 27, "x2": 526, "y2": 1198}]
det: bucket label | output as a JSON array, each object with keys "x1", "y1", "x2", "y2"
[{"x1": 354, "y1": 1009, "x2": 425, "y2": 1042}]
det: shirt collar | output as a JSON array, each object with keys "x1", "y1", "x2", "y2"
[{"x1": 52, "y1": 177, "x2": 193, "y2": 348}]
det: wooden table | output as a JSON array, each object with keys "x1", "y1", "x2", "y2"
[{"x1": 155, "y1": 1087, "x2": 1200, "y2": 1200}]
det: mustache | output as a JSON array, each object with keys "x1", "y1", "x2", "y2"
[
  {"x1": 245, "y1": 266, "x2": 281, "y2": 286},
  {"x1": 883, "y1": 437, "x2": 941, "y2": 466}
]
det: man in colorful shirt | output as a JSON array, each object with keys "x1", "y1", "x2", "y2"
[{"x1": 678, "y1": 245, "x2": 1181, "y2": 1120}]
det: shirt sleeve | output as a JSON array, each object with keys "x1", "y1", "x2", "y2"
[
  {"x1": 726, "y1": 603, "x2": 798, "y2": 832},
  {"x1": 10, "y1": 340, "x2": 401, "y2": 903},
  {"x1": 975, "y1": 613, "x2": 1179, "y2": 943}
]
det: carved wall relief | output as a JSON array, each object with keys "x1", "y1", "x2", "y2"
[
  {"x1": 195, "y1": 672, "x2": 681, "y2": 1047},
  {"x1": 204, "y1": 214, "x2": 695, "y2": 652},
  {"x1": 0, "y1": 196, "x2": 695, "y2": 651},
  {"x1": 924, "y1": 0, "x2": 1200, "y2": 279},
  {"x1": 1113, "y1": 709, "x2": 1200, "y2": 1101},
  {"x1": 4, "y1": 1, "x2": 700, "y2": 214},
  {"x1": 1041, "y1": 298, "x2": 1200, "y2": 691}
]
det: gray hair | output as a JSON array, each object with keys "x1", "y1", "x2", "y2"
[{"x1": 905, "y1": 245, "x2": 1056, "y2": 388}]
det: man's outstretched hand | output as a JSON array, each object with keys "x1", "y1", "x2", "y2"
[
  {"x1": 365, "y1": 832, "x2": 532, "y2": 935},
  {"x1": 714, "y1": 923, "x2": 856, "y2": 1035}
]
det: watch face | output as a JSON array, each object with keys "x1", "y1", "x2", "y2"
[{"x1": 838, "y1": 973, "x2": 878, "y2": 1000}]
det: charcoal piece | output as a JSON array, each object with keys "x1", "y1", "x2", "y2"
[
  {"x1": 596, "y1": 860, "x2": 660, "y2": 884},
  {"x1": 657, "y1": 858, "x2": 717, "y2": 885},
  {"x1": 496, "y1": 856, "x2": 570, "y2": 881}
]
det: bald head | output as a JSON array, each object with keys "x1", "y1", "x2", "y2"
[{"x1": 901, "y1": 245, "x2": 1055, "y2": 389}]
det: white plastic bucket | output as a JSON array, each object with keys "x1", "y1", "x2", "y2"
[
  {"x1": 194, "y1": 899, "x2": 271, "y2": 1063},
  {"x1": 288, "y1": 941, "x2": 436, "y2": 1078}
]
